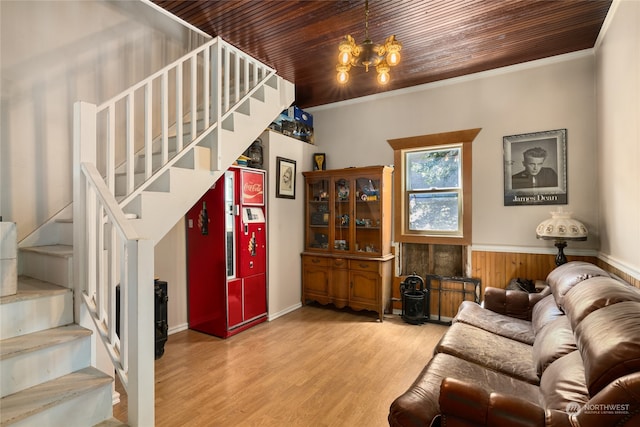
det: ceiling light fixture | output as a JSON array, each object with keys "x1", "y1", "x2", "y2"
[{"x1": 336, "y1": 0, "x2": 402, "y2": 85}]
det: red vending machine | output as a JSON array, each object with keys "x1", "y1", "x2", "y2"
[{"x1": 186, "y1": 166, "x2": 267, "y2": 338}]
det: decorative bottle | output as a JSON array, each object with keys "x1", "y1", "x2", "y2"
[{"x1": 201, "y1": 202, "x2": 209, "y2": 235}]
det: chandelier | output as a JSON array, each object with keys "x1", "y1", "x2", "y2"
[{"x1": 336, "y1": 0, "x2": 402, "y2": 85}]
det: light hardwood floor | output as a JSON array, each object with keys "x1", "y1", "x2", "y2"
[{"x1": 114, "y1": 304, "x2": 448, "y2": 426}]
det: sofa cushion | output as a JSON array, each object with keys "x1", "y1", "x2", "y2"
[
  {"x1": 483, "y1": 285, "x2": 551, "y2": 321},
  {"x1": 532, "y1": 316, "x2": 577, "y2": 376},
  {"x1": 545, "y1": 261, "x2": 610, "y2": 310},
  {"x1": 388, "y1": 353, "x2": 540, "y2": 427},
  {"x1": 531, "y1": 294, "x2": 565, "y2": 336},
  {"x1": 563, "y1": 276, "x2": 640, "y2": 330},
  {"x1": 575, "y1": 301, "x2": 640, "y2": 396},
  {"x1": 453, "y1": 301, "x2": 535, "y2": 344},
  {"x1": 435, "y1": 322, "x2": 539, "y2": 384},
  {"x1": 539, "y1": 350, "x2": 590, "y2": 411}
]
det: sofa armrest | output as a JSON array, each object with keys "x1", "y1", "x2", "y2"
[
  {"x1": 483, "y1": 285, "x2": 550, "y2": 321},
  {"x1": 439, "y1": 377, "x2": 546, "y2": 427}
]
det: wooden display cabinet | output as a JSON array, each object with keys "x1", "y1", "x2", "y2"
[{"x1": 301, "y1": 166, "x2": 394, "y2": 321}]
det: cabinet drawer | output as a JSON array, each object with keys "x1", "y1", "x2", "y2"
[
  {"x1": 349, "y1": 259, "x2": 379, "y2": 273},
  {"x1": 332, "y1": 258, "x2": 348, "y2": 269},
  {"x1": 303, "y1": 256, "x2": 329, "y2": 267}
]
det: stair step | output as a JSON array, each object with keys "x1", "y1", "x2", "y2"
[
  {"x1": 1, "y1": 324, "x2": 92, "y2": 397},
  {"x1": 114, "y1": 170, "x2": 170, "y2": 197},
  {"x1": 0, "y1": 367, "x2": 113, "y2": 427},
  {"x1": 0, "y1": 276, "x2": 70, "y2": 305},
  {"x1": 54, "y1": 218, "x2": 73, "y2": 246},
  {"x1": 19, "y1": 244, "x2": 72, "y2": 258},
  {"x1": 0, "y1": 324, "x2": 91, "y2": 361},
  {"x1": 19, "y1": 245, "x2": 73, "y2": 288},
  {"x1": 124, "y1": 167, "x2": 224, "y2": 243},
  {"x1": 93, "y1": 418, "x2": 128, "y2": 427},
  {"x1": 1, "y1": 222, "x2": 17, "y2": 297},
  {"x1": 0, "y1": 277, "x2": 73, "y2": 340}
]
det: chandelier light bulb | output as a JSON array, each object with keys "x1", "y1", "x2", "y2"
[
  {"x1": 337, "y1": 70, "x2": 349, "y2": 84},
  {"x1": 387, "y1": 50, "x2": 401, "y2": 66},
  {"x1": 336, "y1": 64, "x2": 350, "y2": 84},
  {"x1": 376, "y1": 61, "x2": 390, "y2": 85},
  {"x1": 338, "y1": 50, "x2": 351, "y2": 65},
  {"x1": 384, "y1": 35, "x2": 402, "y2": 66},
  {"x1": 338, "y1": 37, "x2": 354, "y2": 65}
]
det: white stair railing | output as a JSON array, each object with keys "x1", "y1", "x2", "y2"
[
  {"x1": 73, "y1": 36, "x2": 281, "y2": 427},
  {"x1": 94, "y1": 36, "x2": 275, "y2": 207},
  {"x1": 74, "y1": 102, "x2": 155, "y2": 426}
]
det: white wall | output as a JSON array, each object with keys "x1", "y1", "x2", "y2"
[
  {"x1": 595, "y1": 0, "x2": 640, "y2": 277},
  {"x1": 262, "y1": 131, "x2": 315, "y2": 319},
  {"x1": 0, "y1": 0, "x2": 205, "y2": 240},
  {"x1": 154, "y1": 218, "x2": 189, "y2": 333},
  {"x1": 309, "y1": 52, "x2": 600, "y2": 255}
]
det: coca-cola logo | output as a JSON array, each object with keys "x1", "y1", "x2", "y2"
[{"x1": 243, "y1": 182, "x2": 263, "y2": 194}]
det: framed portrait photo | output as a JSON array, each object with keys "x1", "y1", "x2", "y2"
[
  {"x1": 503, "y1": 129, "x2": 567, "y2": 206},
  {"x1": 276, "y1": 157, "x2": 296, "y2": 199}
]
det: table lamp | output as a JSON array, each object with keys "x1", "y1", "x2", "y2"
[{"x1": 536, "y1": 209, "x2": 588, "y2": 266}]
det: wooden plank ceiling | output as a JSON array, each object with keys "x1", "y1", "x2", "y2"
[{"x1": 152, "y1": 0, "x2": 612, "y2": 109}]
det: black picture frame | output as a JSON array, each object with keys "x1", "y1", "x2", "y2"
[
  {"x1": 276, "y1": 156, "x2": 296, "y2": 199},
  {"x1": 503, "y1": 128, "x2": 567, "y2": 206},
  {"x1": 313, "y1": 153, "x2": 326, "y2": 170}
]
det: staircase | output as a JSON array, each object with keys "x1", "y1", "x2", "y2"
[
  {"x1": 1, "y1": 222, "x2": 121, "y2": 426},
  {"x1": 1, "y1": 36, "x2": 294, "y2": 426}
]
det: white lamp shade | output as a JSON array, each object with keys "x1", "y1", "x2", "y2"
[{"x1": 536, "y1": 210, "x2": 588, "y2": 241}]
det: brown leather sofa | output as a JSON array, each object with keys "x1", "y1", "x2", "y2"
[{"x1": 388, "y1": 261, "x2": 640, "y2": 426}]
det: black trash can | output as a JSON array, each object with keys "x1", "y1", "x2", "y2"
[
  {"x1": 116, "y1": 279, "x2": 168, "y2": 359},
  {"x1": 400, "y1": 274, "x2": 429, "y2": 324}
]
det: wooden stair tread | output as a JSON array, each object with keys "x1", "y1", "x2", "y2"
[
  {"x1": 19, "y1": 244, "x2": 73, "y2": 258},
  {"x1": 93, "y1": 418, "x2": 128, "y2": 427},
  {"x1": 0, "y1": 366, "x2": 113, "y2": 425},
  {"x1": 0, "y1": 324, "x2": 91, "y2": 361},
  {"x1": 0, "y1": 276, "x2": 70, "y2": 305}
]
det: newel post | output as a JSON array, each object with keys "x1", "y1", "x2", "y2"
[
  {"x1": 73, "y1": 101, "x2": 97, "y2": 321},
  {"x1": 126, "y1": 238, "x2": 155, "y2": 427}
]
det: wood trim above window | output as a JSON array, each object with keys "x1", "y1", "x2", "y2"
[{"x1": 387, "y1": 128, "x2": 482, "y2": 245}]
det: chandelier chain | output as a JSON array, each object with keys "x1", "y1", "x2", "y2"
[{"x1": 364, "y1": 0, "x2": 369, "y2": 40}]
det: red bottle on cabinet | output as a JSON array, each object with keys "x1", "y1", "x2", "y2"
[{"x1": 186, "y1": 167, "x2": 267, "y2": 338}]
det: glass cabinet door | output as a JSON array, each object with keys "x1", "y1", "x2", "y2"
[
  {"x1": 224, "y1": 171, "x2": 236, "y2": 277},
  {"x1": 354, "y1": 175, "x2": 382, "y2": 255},
  {"x1": 334, "y1": 177, "x2": 351, "y2": 252},
  {"x1": 306, "y1": 177, "x2": 330, "y2": 251}
]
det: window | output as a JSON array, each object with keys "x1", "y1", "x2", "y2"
[
  {"x1": 388, "y1": 129, "x2": 481, "y2": 245},
  {"x1": 406, "y1": 147, "x2": 462, "y2": 235}
]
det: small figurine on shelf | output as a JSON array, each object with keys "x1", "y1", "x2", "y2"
[
  {"x1": 359, "y1": 179, "x2": 379, "y2": 199},
  {"x1": 336, "y1": 180, "x2": 349, "y2": 200}
]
